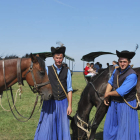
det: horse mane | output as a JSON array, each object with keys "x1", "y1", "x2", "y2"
[
  {"x1": 36, "y1": 56, "x2": 45, "y2": 72},
  {"x1": 0, "y1": 54, "x2": 30, "y2": 60},
  {"x1": 0, "y1": 54, "x2": 45, "y2": 71},
  {"x1": 23, "y1": 54, "x2": 45, "y2": 71},
  {"x1": 22, "y1": 54, "x2": 31, "y2": 58},
  {"x1": 98, "y1": 68, "x2": 106, "y2": 74},
  {"x1": 78, "y1": 67, "x2": 109, "y2": 106},
  {"x1": 0, "y1": 55, "x2": 19, "y2": 60},
  {"x1": 90, "y1": 68, "x2": 107, "y2": 82}
]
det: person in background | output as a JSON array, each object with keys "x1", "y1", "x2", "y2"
[
  {"x1": 90, "y1": 63, "x2": 94, "y2": 70},
  {"x1": 112, "y1": 60, "x2": 118, "y2": 67},
  {"x1": 84, "y1": 63, "x2": 96, "y2": 77},
  {"x1": 84, "y1": 63, "x2": 90, "y2": 75},
  {"x1": 106, "y1": 63, "x2": 109, "y2": 67},
  {"x1": 90, "y1": 63, "x2": 97, "y2": 73},
  {"x1": 86, "y1": 63, "x2": 97, "y2": 77},
  {"x1": 99, "y1": 64, "x2": 102, "y2": 69},
  {"x1": 94, "y1": 62, "x2": 100, "y2": 72}
]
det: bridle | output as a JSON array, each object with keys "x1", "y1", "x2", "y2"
[
  {"x1": 73, "y1": 83, "x2": 104, "y2": 140},
  {"x1": 25, "y1": 60, "x2": 50, "y2": 93},
  {"x1": 72, "y1": 66, "x2": 114, "y2": 140},
  {"x1": 72, "y1": 113, "x2": 90, "y2": 140},
  {"x1": 1, "y1": 58, "x2": 51, "y2": 122}
]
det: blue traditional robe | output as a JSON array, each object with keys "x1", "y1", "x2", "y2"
[
  {"x1": 34, "y1": 64, "x2": 72, "y2": 140},
  {"x1": 103, "y1": 65, "x2": 139, "y2": 140}
]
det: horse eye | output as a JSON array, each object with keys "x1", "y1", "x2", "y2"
[{"x1": 40, "y1": 71, "x2": 45, "y2": 75}]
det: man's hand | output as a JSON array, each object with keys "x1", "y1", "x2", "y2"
[
  {"x1": 104, "y1": 97, "x2": 110, "y2": 106},
  {"x1": 67, "y1": 105, "x2": 72, "y2": 115},
  {"x1": 104, "y1": 92, "x2": 110, "y2": 106}
]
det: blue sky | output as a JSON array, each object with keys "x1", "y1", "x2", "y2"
[{"x1": 0, "y1": 0, "x2": 140, "y2": 71}]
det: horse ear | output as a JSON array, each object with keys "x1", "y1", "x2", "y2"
[{"x1": 30, "y1": 53, "x2": 38, "y2": 63}]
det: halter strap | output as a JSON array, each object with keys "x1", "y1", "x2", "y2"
[
  {"x1": 1, "y1": 58, "x2": 50, "y2": 122},
  {"x1": 17, "y1": 58, "x2": 23, "y2": 85},
  {"x1": 25, "y1": 61, "x2": 50, "y2": 93}
]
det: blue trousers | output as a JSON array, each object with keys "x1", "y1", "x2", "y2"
[
  {"x1": 103, "y1": 99, "x2": 139, "y2": 140},
  {"x1": 34, "y1": 98, "x2": 71, "y2": 140}
]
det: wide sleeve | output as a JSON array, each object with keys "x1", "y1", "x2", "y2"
[
  {"x1": 67, "y1": 69, "x2": 73, "y2": 92},
  {"x1": 116, "y1": 74, "x2": 137, "y2": 97}
]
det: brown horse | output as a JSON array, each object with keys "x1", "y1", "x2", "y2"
[
  {"x1": 71, "y1": 66, "x2": 140, "y2": 140},
  {"x1": 0, "y1": 54, "x2": 52, "y2": 101}
]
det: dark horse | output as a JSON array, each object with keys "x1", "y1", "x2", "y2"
[
  {"x1": 0, "y1": 54, "x2": 52, "y2": 100},
  {"x1": 71, "y1": 66, "x2": 140, "y2": 140}
]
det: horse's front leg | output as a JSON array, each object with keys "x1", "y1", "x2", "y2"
[{"x1": 89, "y1": 101, "x2": 108, "y2": 140}]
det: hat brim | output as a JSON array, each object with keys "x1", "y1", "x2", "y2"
[{"x1": 116, "y1": 50, "x2": 135, "y2": 59}]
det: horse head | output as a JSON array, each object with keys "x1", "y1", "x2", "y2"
[
  {"x1": 71, "y1": 115, "x2": 87, "y2": 140},
  {"x1": 71, "y1": 65, "x2": 115, "y2": 140},
  {"x1": 25, "y1": 54, "x2": 52, "y2": 101},
  {"x1": 70, "y1": 116, "x2": 78, "y2": 140},
  {"x1": 70, "y1": 115, "x2": 80, "y2": 140}
]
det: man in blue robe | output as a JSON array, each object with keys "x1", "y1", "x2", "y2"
[
  {"x1": 34, "y1": 45, "x2": 72, "y2": 140},
  {"x1": 103, "y1": 50, "x2": 139, "y2": 140}
]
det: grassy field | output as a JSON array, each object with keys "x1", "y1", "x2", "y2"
[{"x1": 0, "y1": 72, "x2": 140, "y2": 140}]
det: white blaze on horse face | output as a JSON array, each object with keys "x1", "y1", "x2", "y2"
[
  {"x1": 118, "y1": 57, "x2": 131, "y2": 71},
  {"x1": 53, "y1": 54, "x2": 64, "y2": 68}
]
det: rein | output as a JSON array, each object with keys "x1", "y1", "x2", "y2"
[
  {"x1": 73, "y1": 86, "x2": 104, "y2": 140},
  {"x1": 1, "y1": 58, "x2": 49, "y2": 122},
  {"x1": 0, "y1": 60, "x2": 16, "y2": 111},
  {"x1": 73, "y1": 66, "x2": 113, "y2": 139},
  {"x1": 25, "y1": 61, "x2": 50, "y2": 93},
  {"x1": 73, "y1": 100, "x2": 105, "y2": 140}
]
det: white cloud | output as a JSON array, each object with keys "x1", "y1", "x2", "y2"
[{"x1": 54, "y1": 0, "x2": 75, "y2": 9}]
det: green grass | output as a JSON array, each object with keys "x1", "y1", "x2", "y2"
[{"x1": 0, "y1": 72, "x2": 140, "y2": 140}]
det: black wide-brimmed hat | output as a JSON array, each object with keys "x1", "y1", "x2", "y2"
[
  {"x1": 51, "y1": 46, "x2": 66, "y2": 56},
  {"x1": 116, "y1": 50, "x2": 135, "y2": 60}
]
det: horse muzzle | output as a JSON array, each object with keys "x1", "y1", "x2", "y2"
[{"x1": 39, "y1": 89, "x2": 52, "y2": 100}]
